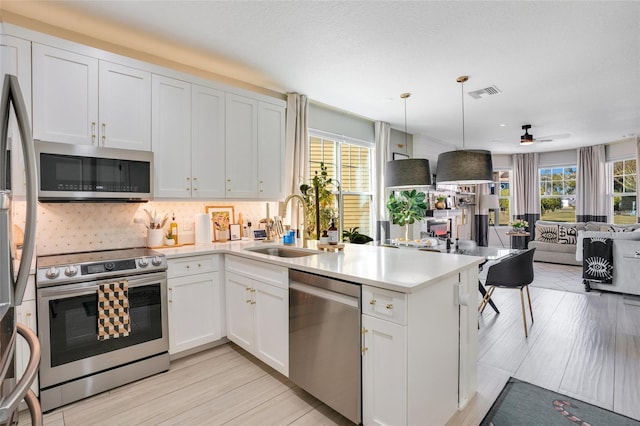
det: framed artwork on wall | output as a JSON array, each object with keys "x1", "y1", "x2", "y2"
[{"x1": 393, "y1": 152, "x2": 409, "y2": 160}]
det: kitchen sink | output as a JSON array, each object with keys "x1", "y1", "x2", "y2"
[{"x1": 244, "y1": 246, "x2": 319, "y2": 258}]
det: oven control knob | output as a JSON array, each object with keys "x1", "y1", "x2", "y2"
[
  {"x1": 104, "y1": 262, "x2": 115, "y2": 271},
  {"x1": 151, "y1": 256, "x2": 163, "y2": 267},
  {"x1": 138, "y1": 257, "x2": 149, "y2": 268},
  {"x1": 64, "y1": 265, "x2": 78, "y2": 277},
  {"x1": 45, "y1": 267, "x2": 60, "y2": 279}
]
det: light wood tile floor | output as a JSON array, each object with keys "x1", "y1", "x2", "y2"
[{"x1": 20, "y1": 261, "x2": 640, "y2": 425}]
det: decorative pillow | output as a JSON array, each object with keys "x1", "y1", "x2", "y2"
[
  {"x1": 558, "y1": 225, "x2": 578, "y2": 244},
  {"x1": 535, "y1": 224, "x2": 558, "y2": 243},
  {"x1": 602, "y1": 224, "x2": 638, "y2": 232}
]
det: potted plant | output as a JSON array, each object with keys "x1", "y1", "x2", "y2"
[
  {"x1": 342, "y1": 227, "x2": 373, "y2": 244},
  {"x1": 387, "y1": 189, "x2": 428, "y2": 241},
  {"x1": 435, "y1": 195, "x2": 447, "y2": 210},
  {"x1": 164, "y1": 229, "x2": 176, "y2": 246},
  {"x1": 300, "y1": 162, "x2": 339, "y2": 240},
  {"x1": 509, "y1": 218, "x2": 528, "y2": 233}
]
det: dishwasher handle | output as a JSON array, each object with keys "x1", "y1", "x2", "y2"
[{"x1": 290, "y1": 282, "x2": 359, "y2": 308}]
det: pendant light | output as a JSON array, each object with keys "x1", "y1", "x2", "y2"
[
  {"x1": 385, "y1": 93, "x2": 432, "y2": 188},
  {"x1": 435, "y1": 76, "x2": 493, "y2": 185}
]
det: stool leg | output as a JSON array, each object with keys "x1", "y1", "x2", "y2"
[
  {"x1": 525, "y1": 285, "x2": 533, "y2": 323},
  {"x1": 519, "y1": 288, "x2": 528, "y2": 338}
]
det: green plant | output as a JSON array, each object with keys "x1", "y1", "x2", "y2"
[
  {"x1": 387, "y1": 189, "x2": 428, "y2": 240},
  {"x1": 165, "y1": 229, "x2": 174, "y2": 239},
  {"x1": 342, "y1": 227, "x2": 373, "y2": 244},
  {"x1": 300, "y1": 162, "x2": 339, "y2": 239}
]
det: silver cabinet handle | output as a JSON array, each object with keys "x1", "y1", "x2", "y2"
[
  {"x1": 91, "y1": 121, "x2": 96, "y2": 143},
  {"x1": 101, "y1": 123, "x2": 106, "y2": 145}
]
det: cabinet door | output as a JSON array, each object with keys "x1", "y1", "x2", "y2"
[
  {"x1": 362, "y1": 314, "x2": 407, "y2": 426},
  {"x1": 99, "y1": 61, "x2": 151, "y2": 150},
  {"x1": 16, "y1": 300, "x2": 38, "y2": 396},
  {"x1": 254, "y1": 281, "x2": 288, "y2": 376},
  {"x1": 257, "y1": 102, "x2": 286, "y2": 200},
  {"x1": 1, "y1": 35, "x2": 31, "y2": 198},
  {"x1": 191, "y1": 84, "x2": 226, "y2": 198},
  {"x1": 152, "y1": 74, "x2": 192, "y2": 198},
  {"x1": 225, "y1": 271, "x2": 255, "y2": 352},
  {"x1": 168, "y1": 272, "x2": 222, "y2": 354},
  {"x1": 225, "y1": 93, "x2": 258, "y2": 198},
  {"x1": 32, "y1": 43, "x2": 98, "y2": 145}
]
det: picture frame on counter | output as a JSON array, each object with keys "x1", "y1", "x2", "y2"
[
  {"x1": 206, "y1": 206, "x2": 234, "y2": 230},
  {"x1": 229, "y1": 224, "x2": 241, "y2": 241}
]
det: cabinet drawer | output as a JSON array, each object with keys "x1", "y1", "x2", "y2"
[
  {"x1": 362, "y1": 286, "x2": 407, "y2": 325},
  {"x1": 225, "y1": 255, "x2": 288, "y2": 289},
  {"x1": 168, "y1": 254, "x2": 219, "y2": 278}
]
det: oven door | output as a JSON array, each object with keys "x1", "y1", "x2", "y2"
[{"x1": 37, "y1": 271, "x2": 168, "y2": 389}]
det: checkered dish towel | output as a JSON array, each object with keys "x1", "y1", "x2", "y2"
[{"x1": 97, "y1": 280, "x2": 131, "y2": 340}]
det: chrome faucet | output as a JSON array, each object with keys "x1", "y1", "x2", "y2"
[{"x1": 280, "y1": 194, "x2": 309, "y2": 248}]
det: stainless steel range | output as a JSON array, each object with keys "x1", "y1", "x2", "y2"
[{"x1": 36, "y1": 247, "x2": 169, "y2": 412}]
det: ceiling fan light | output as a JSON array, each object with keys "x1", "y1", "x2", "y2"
[{"x1": 520, "y1": 124, "x2": 534, "y2": 145}]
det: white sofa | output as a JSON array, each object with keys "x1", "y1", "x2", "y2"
[
  {"x1": 576, "y1": 230, "x2": 640, "y2": 295},
  {"x1": 528, "y1": 220, "x2": 640, "y2": 266}
]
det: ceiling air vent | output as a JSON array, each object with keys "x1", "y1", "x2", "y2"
[{"x1": 468, "y1": 85, "x2": 502, "y2": 99}]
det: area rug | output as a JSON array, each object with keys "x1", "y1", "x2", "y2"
[{"x1": 481, "y1": 378, "x2": 640, "y2": 425}]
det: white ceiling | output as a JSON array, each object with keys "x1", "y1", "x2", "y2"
[{"x1": 57, "y1": 1, "x2": 640, "y2": 154}]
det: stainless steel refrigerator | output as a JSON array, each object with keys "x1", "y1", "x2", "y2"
[{"x1": 0, "y1": 74, "x2": 42, "y2": 424}]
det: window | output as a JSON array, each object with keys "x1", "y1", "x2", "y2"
[
  {"x1": 491, "y1": 170, "x2": 511, "y2": 226},
  {"x1": 308, "y1": 132, "x2": 373, "y2": 237},
  {"x1": 612, "y1": 159, "x2": 637, "y2": 224},
  {"x1": 539, "y1": 166, "x2": 576, "y2": 222}
]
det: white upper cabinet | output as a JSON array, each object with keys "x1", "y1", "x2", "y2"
[
  {"x1": 225, "y1": 94, "x2": 286, "y2": 200},
  {"x1": 258, "y1": 102, "x2": 286, "y2": 199},
  {"x1": 225, "y1": 93, "x2": 258, "y2": 198},
  {"x1": 191, "y1": 84, "x2": 226, "y2": 199},
  {"x1": 32, "y1": 44, "x2": 98, "y2": 146},
  {"x1": 151, "y1": 74, "x2": 192, "y2": 198},
  {"x1": 1, "y1": 35, "x2": 32, "y2": 198},
  {"x1": 98, "y1": 61, "x2": 151, "y2": 150},
  {"x1": 32, "y1": 44, "x2": 151, "y2": 150}
]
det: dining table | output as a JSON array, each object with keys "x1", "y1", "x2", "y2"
[{"x1": 383, "y1": 240, "x2": 521, "y2": 314}]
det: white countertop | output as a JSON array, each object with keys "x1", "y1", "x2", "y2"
[{"x1": 157, "y1": 240, "x2": 484, "y2": 293}]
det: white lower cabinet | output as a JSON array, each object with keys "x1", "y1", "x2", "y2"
[
  {"x1": 362, "y1": 273, "x2": 473, "y2": 425},
  {"x1": 362, "y1": 314, "x2": 407, "y2": 426},
  {"x1": 167, "y1": 254, "x2": 224, "y2": 355},
  {"x1": 225, "y1": 256, "x2": 288, "y2": 376}
]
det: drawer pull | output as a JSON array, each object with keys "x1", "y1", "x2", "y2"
[
  {"x1": 386, "y1": 304, "x2": 394, "y2": 310},
  {"x1": 246, "y1": 299, "x2": 252, "y2": 304},
  {"x1": 250, "y1": 301, "x2": 256, "y2": 305},
  {"x1": 369, "y1": 299, "x2": 376, "y2": 305},
  {"x1": 198, "y1": 263, "x2": 202, "y2": 267}
]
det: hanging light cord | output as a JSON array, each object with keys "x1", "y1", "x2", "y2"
[
  {"x1": 400, "y1": 92, "x2": 410, "y2": 149},
  {"x1": 457, "y1": 76, "x2": 468, "y2": 150}
]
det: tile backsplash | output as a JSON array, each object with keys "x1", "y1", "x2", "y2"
[{"x1": 13, "y1": 200, "x2": 277, "y2": 255}]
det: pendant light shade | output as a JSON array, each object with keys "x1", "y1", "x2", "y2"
[
  {"x1": 385, "y1": 159, "x2": 432, "y2": 188},
  {"x1": 436, "y1": 75, "x2": 493, "y2": 185},
  {"x1": 436, "y1": 150, "x2": 493, "y2": 184}
]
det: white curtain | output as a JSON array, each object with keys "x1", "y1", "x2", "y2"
[
  {"x1": 512, "y1": 152, "x2": 540, "y2": 240},
  {"x1": 637, "y1": 137, "x2": 640, "y2": 224},
  {"x1": 374, "y1": 121, "x2": 391, "y2": 241},
  {"x1": 576, "y1": 144, "x2": 609, "y2": 222},
  {"x1": 284, "y1": 93, "x2": 308, "y2": 230}
]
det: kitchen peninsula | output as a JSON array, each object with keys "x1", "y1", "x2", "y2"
[{"x1": 161, "y1": 241, "x2": 483, "y2": 425}]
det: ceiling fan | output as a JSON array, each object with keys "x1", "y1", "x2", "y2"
[{"x1": 520, "y1": 124, "x2": 570, "y2": 145}]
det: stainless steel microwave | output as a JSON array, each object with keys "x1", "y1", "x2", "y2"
[{"x1": 35, "y1": 140, "x2": 153, "y2": 202}]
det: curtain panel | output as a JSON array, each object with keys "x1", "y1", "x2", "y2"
[
  {"x1": 284, "y1": 93, "x2": 308, "y2": 230},
  {"x1": 576, "y1": 144, "x2": 609, "y2": 223},
  {"x1": 374, "y1": 121, "x2": 391, "y2": 241},
  {"x1": 512, "y1": 152, "x2": 540, "y2": 243},
  {"x1": 637, "y1": 137, "x2": 640, "y2": 224}
]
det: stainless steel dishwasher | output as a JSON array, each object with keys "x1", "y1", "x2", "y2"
[{"x1": 289, "y1": 269, "x2": 361, "y2": 424}]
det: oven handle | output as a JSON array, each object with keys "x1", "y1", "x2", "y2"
[{"x1": 37, "y1": 272, "x2": 167, "y2": 298}]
